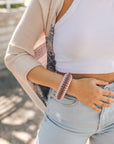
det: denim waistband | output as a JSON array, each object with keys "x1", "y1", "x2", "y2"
[
  {"x1": 47, "y1": 81, "x2": 114, "y2": 110},
  {"x1": 44, "y1": 81, "x2": 114, "y2": 135}
]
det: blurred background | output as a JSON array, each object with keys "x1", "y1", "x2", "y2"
[{"x1": 0, "y1": 0, "x2": 46, "y2": 143}]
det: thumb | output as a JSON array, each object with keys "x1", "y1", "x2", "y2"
[{"x1": 95, "y1": 79, "x2": 109, "y2": 85}]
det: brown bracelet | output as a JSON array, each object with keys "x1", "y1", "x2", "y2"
[{"x1": 56, "y1": 73, "x2": 73, "y2": 100}]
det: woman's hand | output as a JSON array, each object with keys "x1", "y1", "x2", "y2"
[{"x1": 70, "y1": 78, "x2": 114, "y2": 111}]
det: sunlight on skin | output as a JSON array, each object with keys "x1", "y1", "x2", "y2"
[
  {"x1": 0, "y1": 138, "x2": 11, "y2": 144},
  {"x1": 12, "y1": 131, "x2": 32, "y2": 143}
]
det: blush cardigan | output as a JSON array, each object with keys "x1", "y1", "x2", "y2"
[{"x1": 4, "y1": 0, "x2": 65, "y2": 113}]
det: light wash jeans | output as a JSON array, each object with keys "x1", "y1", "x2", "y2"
[{"x1": 36, "y1": 82, "x2": 114, "y2": 144}]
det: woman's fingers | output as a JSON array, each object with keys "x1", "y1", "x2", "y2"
[
  {"x1": 100, "y1": 96, "x2": 114, "y2": 103},
  {"x1": 95, "y1": 79, "x2": 109, "y2": 85},
  {"x1": 103, "y1": 89, "x2": 114, "y2": 96},
  {"x1": 95, "y1": 101, "x2": 111, "y2": 107},
  {"x1": 90, "y1": 104, "x2": 102, "y2": 111}
]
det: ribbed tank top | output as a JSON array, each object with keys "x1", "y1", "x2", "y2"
[{"x1": 53, "y1": 0, "x2": 114, "y2": 74}]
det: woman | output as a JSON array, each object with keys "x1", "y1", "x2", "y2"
[{"x1": 4, "y1": 0, "x2": 114, "y2": 143}]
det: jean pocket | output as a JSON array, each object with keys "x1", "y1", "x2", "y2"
[
  {"x1": 55, "y1": 94, "x2": 79, "y2": 106},
  {"x1": 48, "y1": 88, "x2": 79, "y2": 106}
]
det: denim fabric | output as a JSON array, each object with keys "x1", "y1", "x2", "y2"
[{"x1": 36, "y1": 82, "x2": 114, "y2": 144}]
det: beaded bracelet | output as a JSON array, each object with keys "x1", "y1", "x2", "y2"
[{"x1": 56, "y1": 73, "x2": 73, "y2": 100}]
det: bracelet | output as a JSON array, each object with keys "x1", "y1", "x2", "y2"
[{"x1": 56, "y1": 73, "x2": 73, "y2": 100}]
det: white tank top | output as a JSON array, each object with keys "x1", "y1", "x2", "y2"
[{"x1": 53, "y1": 0, "x2": 114, "y2": 74}]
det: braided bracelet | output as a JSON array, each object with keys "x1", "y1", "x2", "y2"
[{"x1": 56, "y1": 73, "x2": 73, "y2": 100}]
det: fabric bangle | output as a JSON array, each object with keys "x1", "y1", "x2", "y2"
[{"x1": 56, "y1": 73, "x2": 73, "y2": 100}]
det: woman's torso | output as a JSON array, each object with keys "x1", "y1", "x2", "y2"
[{"x1": 55, "y1": 0, "x2": 114, "y2": 83}]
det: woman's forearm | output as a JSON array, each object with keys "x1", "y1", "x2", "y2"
[{"x1": 26, "y1": 65, "x2": 78, "y2": 95}]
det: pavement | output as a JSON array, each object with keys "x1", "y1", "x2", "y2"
[{"x1": 0, "y1": 68, "x2": 44, "y2": 144}]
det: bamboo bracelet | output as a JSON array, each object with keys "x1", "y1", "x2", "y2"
[{"x1": 56, "y1": 73, "x2": 73, "y2": 100}]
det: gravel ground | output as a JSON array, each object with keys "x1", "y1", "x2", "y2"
[{"x1": 0, "y1": 68, "x2": 89, "y2": 144}]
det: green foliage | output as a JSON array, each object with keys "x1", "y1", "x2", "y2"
[
  {"x1": 0, "y1": 3, "x2": 24, "y2": 8},
  {"x1": 0, "y1": 4, "x2": 6, "y2": 8}
]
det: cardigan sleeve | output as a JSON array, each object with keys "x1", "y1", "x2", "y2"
[{"x1": 4, "y1": 0, "x2": 47, "y2": 113}]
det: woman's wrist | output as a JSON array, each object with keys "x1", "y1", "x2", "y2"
[
  {"x1": 27, "y1": 65, "x2": 80, "y2": 98},
  {"x1": 66, "y1": 78, "x2": 80, "y2": 97},
  {"x1": 55, "y1": 73, "x2": 73, "y2": 99}
]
